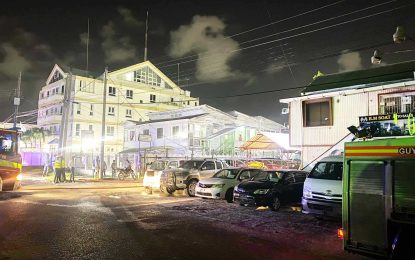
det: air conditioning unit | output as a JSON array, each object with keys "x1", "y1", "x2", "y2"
[{"x1": 281, "y1": 108, "x2": 289, "y2": 115}]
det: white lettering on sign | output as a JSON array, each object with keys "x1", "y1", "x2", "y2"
[{"x1": 398, "y1": 147, "x2": 415, "y2": 155}]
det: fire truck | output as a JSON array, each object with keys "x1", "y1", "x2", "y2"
[
  {"x1": 0, "y1": 128, "x2": 22, "y2": 191},
  {"x1": 341, "y1": 113, "x2": 415, "y2": 258}
]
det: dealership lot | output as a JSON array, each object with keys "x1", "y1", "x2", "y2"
[{"x1": 1, "y1": 184, "x2": 367, "y2": 259}]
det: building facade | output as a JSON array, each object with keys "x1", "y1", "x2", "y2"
[
  {"x1": 280, "y1": 61, "x2": 415, "y2": 166},
  {"x1": 123, "y1": 105, "x2": 286, "y2": 159},
  {"x1": 37, "y1": 61, "x2": 199, "y2": 167}
]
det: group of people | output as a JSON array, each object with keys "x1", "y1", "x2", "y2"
[
  {"x1": 42, "y1": 155, "x2": 133, "y2": 181},
  {"x1": 42, "y1": 155, "x2": 75, "y2": 183}
]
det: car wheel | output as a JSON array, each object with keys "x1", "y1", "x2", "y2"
[
  {"x1": 270, "y1": 196, "x2": 281, "y2": 211},
  {"x1": 166, "y1": 186, "x2": 175, "y2": 194},
  {"x1": 0, "y1": 176, "x2": 3, "y2": 192},
  {"x1": 187, "y1": 180, "x2": 197, "y2": 197},
  {"x1": 118, "y1": 172, "x2": 125, "y2": 180},
  {"x1": 145, "y1": 186, "x2": 152, "y2": 194},
  {"x1": 225, "y1": 188, "x2": 234, "y2": 203}
]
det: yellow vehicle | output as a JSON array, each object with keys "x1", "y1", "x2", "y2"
[{"x1": 0, "y1": 128, "x2": 22, "y2": 191}]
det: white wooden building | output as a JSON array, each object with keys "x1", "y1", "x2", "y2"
[{"x1": 280, "y1": 61, "x2": 415, "y2": 166}]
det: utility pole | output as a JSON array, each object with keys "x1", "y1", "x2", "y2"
[
  {"x1": 13, "y1": 72, "x2": 22, "y2": 129},
  {"x1": 86, "y1": 18, "x2": 90, "y2": 74},
  {"x1": 100, "y1": 68, "x2": 108, "y2": 179},
  {"x1": 144, "y1": 11, "x2": 149, "y2": 61},
  {"x1": 59, "y1": 71, "x2": 73, "y2": 161}
]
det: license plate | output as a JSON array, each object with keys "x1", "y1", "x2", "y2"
[{"x1": 200, "y1": 188, "x2": 206, "y2": 192}]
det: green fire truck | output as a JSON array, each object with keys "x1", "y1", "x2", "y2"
[{"x1": 342, "y1": 113, "x2": 415, "y2": 258}]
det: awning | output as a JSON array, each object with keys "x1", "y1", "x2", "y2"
[{"x1": 241, "y1": 132, "x2": 300, "y2": 151}]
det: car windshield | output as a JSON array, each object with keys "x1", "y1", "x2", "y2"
[
  {"x1": 150, "y1": 161, "x2": 168, "y2": 170},
  {"x1": 0, "y1": 132, "x2": 17, "y2": 155},
  {"x1": 213, "y1": 169, "x2": 240, "y2": 179},
  {"x1": 251, "y1": 171, "x2": 283, "y2": 182},
  {"x1": 181, "y1": 160, "x2": 203, "y2": 170},
  {"x1": 308, "y1": 162, "x2": 343, "y2": 180}
]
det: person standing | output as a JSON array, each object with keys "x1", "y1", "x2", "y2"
[
  {"x1": 95, "y1": 157, "x2": 101, "y2": 179},
  {"x1": 102, "y1": 161, "x2": 107, "y2": 178},
  {"x1": 43, "y1": 155, "x2": 50, "y2": 177},
  {"x1": 53, "y1": 156, "x2": 62, "y2": 183},
  {"x1": 111, "y1": 160, "x2": 117, "y2": 178},
  {"x1": 69, "y1": 157, "x2": 75, "y2": 182},
  {"x1": 59, "y1": 156, "x2": 66, "y2": 183}
]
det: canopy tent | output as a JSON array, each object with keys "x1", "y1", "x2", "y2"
[{"x1": 241, "y1": 132, "x2": 300, "y2": 151}]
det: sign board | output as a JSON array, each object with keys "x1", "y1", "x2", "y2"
[
  {"x1": 138, "y1": 134, "x2": 151, "y2": 142},
  {"x1": 358, "y1": 113, "x2": 415, "y2": 137}
]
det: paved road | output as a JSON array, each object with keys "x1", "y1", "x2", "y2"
[{"x1": 0, "y1": 183, "x2": 366, "y2": 260}]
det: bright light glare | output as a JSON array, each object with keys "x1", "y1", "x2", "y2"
[{"x1": 16, "y1": 173, "x2": 23, "y2": 181}]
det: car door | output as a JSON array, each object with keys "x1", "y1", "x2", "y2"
[
  {"x1": 293, "y1": 171, "x2": 306, "y2": 200},
  {"x1": 281, "y1": 172, "x2": 296, "y2": 202},
  {"x1": 199, "y1": 161, "x2": 216, "y2": 179}
]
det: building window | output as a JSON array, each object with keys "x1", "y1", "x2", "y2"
[
  {"x1": 379, "y1": 91, "x2": 415, "y2": 114},
  {"x1": 140, "y1": 100, "x2": 143, "y2": 104},
  {"x1": 303, "y1": 98, "x2": 332, "y2": 127},
  {"x1": 195, "y1": 102, "x2": 197, "y2": 106},
  {"x1": 129, "y1": 131, "x2": 135, "y2": 141},
  {"x1": 107, "y1": 126, "x2": 115, "y2": 136},
  {"x1": 47, "y1": 91, "x2": 50, "y2": 97},
  {"x1": 172, "y1": 126, "x2": 180, "y2": 137},
  {"x1": 109, "y1": 86, "x2": 116, "y2": 96},
  {"x1": 157, "y1": 128, "x2": 163, "y2": 139},
  {"x1": 61, "y1": 85, "x2": 65, "y2": 94},
  {"x1": 108, "y1": 106, "x2": 115, "y2": 116},
  {"x1": 126, "y1": 89, "x2": 133, "y2": 99},
  {"x1": 143, "y1": 129, "x2": 150, "y2": 135},
  {"x1": 126, "y1": 109, "x2": 132, "y2": 118},
  {"x1": 89, "y1": 125, "x2": 93, "y2": 132},
  {"x1": 76, "y1": 103, "x2": 81, "y2": 115},
  {"x1": 75, "y1": 124, "x2": 80, "y2": 136},
  {"x1": 150, "y1": 94, "x2": 156, "y2": 103},
  {"x1": 89, "y1": 104, "x2": 93, "y2": 116}
]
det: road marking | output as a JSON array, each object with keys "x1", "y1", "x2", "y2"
[{"x1": 113, "y1": 198, "x2": 199, "y2": 209}]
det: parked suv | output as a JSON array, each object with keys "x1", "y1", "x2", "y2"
[
  {"x1": 143, "y1": 159, "x2": 184, "y2": 194},
  {"x1": 160, "y1": 159, "x2": 228, "y2": 197}
]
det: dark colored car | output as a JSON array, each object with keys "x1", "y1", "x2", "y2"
[{"x1": 233, "y1": 170, "x2": 308, "y2": 211}]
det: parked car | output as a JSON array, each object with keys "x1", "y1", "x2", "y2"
[
  {"x1": 143, "y1": 159, "x2": 184, "y2": 194},
  {"x1": 195, "y1": 167, "x2": 264, "y2": 202},
  {"x1": 160, "y1": 158, "x2": 228, "y2": 197},
  {"x1": 301, "y1": 155, "x2": 343, "y2": 219},
  {"x1": 233, "y1": 169, "x2": 308, "y2": 211}
]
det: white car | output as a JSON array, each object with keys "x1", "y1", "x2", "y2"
[
  {"x1": 143, "y1": 159, "x2": 184, "y2": 194},
  {"x1": 195, "y1": 168, "x2": 264, "y2": 203}
]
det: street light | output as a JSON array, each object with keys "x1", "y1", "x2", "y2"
[
  {"x1": 371, "y1": 26, "x2": 412, "y2": 64},
  {"x1": 371, "y1": 50, "x2": 382, "y2": 64},
  {"x1": 393, "y1": 26, "x2": 406, "y2": 43}
]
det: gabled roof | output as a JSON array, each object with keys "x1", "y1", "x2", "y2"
[
  {"x1": 241, "y1": 132, "x2": 300, "y2": 151},
  {"x1": 108, "y1": 60, "x2": 182, "y2": 91},
  {"x1": 303, "y1": 60, "x2": 415, "y2": 95},
  {"x1": 46, "y1": 64, "x2": 66, "y2": 84}
]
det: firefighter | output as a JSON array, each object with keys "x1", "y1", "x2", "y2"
[{"x1": 53, "y1": 155, "x2": 65, "y2": 183}]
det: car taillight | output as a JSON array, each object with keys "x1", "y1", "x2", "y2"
[{"x1": 337, "y1": 228, "x2": 344, "y2": 239}]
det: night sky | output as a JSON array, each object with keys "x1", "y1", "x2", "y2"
[{"x1": 1, "y1": 0, "x2": 415, "y2": 125}]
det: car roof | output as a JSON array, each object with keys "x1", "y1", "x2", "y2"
[
  {"x1": 265, "y1": 169, "x2": 307, "y2": 173},
  {"x1": 318, "y1": 155, "x2": 343, "y2": 163}
]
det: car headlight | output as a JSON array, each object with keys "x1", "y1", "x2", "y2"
[
  {"x1": 212, "y1": 184, "x2": 225, "y2": 188},
  {"x1": 253, "y1": 189, "x2": 269, "y2": 195},
  {"x1": 303, "y1": 187, "x2": 312, "y2": 198}
]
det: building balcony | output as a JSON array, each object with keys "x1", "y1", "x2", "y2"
[{"x1": 38, "y1": 94, "x2": 64, "y2": 107}]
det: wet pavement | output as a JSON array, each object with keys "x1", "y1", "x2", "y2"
[{"x1": 0, "y1": 175, "x2": 368, "y2": 260}]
